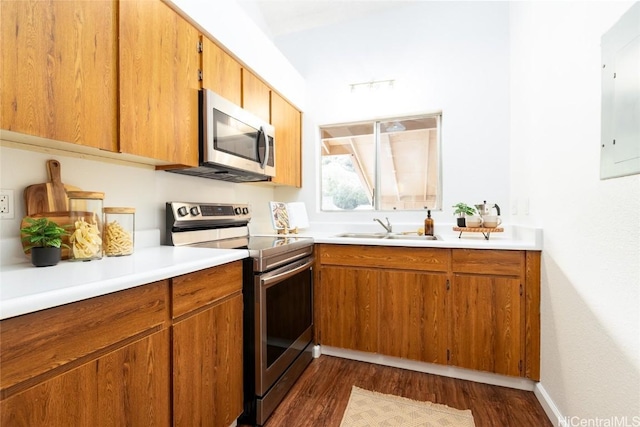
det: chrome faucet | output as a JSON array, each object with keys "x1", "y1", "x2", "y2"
[{"x1": 374, "y1": 217, "x2": 392, "y2": 233}]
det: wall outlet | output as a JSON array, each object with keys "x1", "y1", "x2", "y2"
[{"x1": 0, "y1": 189, "x2": 15, "y2": 219}]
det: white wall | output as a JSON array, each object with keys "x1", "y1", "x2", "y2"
[
  {"x1": 274, "y1": 2, "x2": 512, "y2": 228},
  {"x1": 510, "y1": 1, "x2": 640, "y2": 423}
]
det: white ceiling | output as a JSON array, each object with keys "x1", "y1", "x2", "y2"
[{"x1": 236, "y1": 0, "x2": 407, "y2": 39}]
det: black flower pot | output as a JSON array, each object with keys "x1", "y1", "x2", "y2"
[
  {"x1": 30, "y1": 247, "x2": 62, "y2": 267},
  {"x1": 456, "y1": 217, "x2": 466, "y2": 227}
]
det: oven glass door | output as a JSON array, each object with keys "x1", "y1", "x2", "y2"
[{"x1": 256, "y1": 256, "x2": 313, "y2": 395}]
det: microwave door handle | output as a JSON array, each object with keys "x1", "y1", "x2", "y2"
[{"x1": 258, "y1": 126, "x2": 269, "y2": 169}]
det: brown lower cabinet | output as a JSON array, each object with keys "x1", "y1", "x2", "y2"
[
  {"x1": 0, "y1": 261, "x2": 243, "y2": 427},
  {"x1": 316, "y1": 244, "x2": 541, "y2": 380},
  {"x1": 450, "y1": 274, "x2": 523, "y2": 376},
  {"x1": 172, "y1": 295, "x2": 243, "y2": 427},
  {"x1": 1, "y1": 329, "x2": 171, "y2": 426},
  {"x1": 379, "y1": 270, "x2": 449, "y2": 365},
  {"x1": 319, "y1": 267, "x2": 379, "y2": 353}
]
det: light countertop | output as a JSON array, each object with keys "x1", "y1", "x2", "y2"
[
  {"x1": 281, "y1": 223, "x2": 543, "y2": 251},
  {"x1": 0, "y1": 245, "x2": 248, "y2": 320},
  {"x1": 1, "y1": 223, "x2": 541, "y2": 321}
]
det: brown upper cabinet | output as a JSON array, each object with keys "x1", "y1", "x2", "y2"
[
  {"x1": 241, "y1": 69, "x2": 271, "y2": 123},
  {"x1": 1, "y1": 0, "x2": 118, "y2": 152},
  {"x1": 271, "y1": 92, "x2": 302, "y2": 187},
  {"x1": 1, "y1": 0, "x2": 200, "y2": 166},
  {"x1": 2, "y1": 0, "x2": 303, "y2": 185},
  {"x1": 200, "y1": 36, "x2": 242, "y2": 106},
  {"x1": 119, "y1": 0, "x2": 200, "y2": 167}
]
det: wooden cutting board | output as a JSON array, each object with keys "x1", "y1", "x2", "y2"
[{"x1": 23, "y1": 160, "x2": 82, "y2": 216}]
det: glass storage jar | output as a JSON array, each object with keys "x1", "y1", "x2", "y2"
[
  {"x1": 68, "y1": 191, "x2": 104, "y2": 261},
  {"x1": 103, "y1": 207, "x2": 135, "y2": 256}
]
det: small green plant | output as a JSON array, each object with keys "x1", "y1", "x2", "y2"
[
  {"x1": 20, "y1": 217, "x2": 69, "y2": 251},
  {"x1": 452, "y1": 203, "x2": 476, "y2": 216}
]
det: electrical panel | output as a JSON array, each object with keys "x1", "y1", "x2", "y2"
[{"x1": 601, "y1": 2, "x2": 640, "y2": 179}]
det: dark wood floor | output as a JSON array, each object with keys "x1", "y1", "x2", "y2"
[{"x1": 245, "y1": 355, "x2": 552, "y2": 427}]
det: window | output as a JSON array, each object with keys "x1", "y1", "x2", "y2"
[{"x1": 320, "y1": 114, "x2": 442, "y2": 211}]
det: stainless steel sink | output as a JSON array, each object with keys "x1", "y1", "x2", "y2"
[
  {"x1": 335, "y1": 232, "x2": 389, "y2": 239},
  {"x1": 335, "y1": 232, "x2": 438, "y2": 241},
  {"x1": 387, "y1": 234, "x2": 438, "y2": 240}
]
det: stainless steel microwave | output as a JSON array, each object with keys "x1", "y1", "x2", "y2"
[{"x1": 167, "y1": 88, "x2": 276, "y2": 182}]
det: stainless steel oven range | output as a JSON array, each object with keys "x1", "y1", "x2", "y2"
[{"x1": 165, "y1": 202, "x2": 314, "y2": 426}]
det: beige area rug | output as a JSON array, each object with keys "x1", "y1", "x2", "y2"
[{"x1": 340, "y1": 386, "x2": 476, "y2": 427}]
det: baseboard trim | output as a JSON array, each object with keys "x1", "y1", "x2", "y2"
[
  {"x1": 534, "y1": 382, "x2": 564, "y2": 426},
  {"x1": 319, "y1": 345, "x2": 536, "y2": 391}
]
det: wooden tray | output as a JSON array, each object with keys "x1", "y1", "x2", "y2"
[
  {"x1": 453, "y1": 226, "x2": 503, "y2": 240},
  {"x1": 453, "y1": 227, "x2": 503, "y2": 232}
]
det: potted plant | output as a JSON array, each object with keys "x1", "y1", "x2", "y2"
[
  {"x1": 20, "y1": 217, "x2": 69, "y2": 267},
  {"x1": 452, "y1": 203, "x2": 476, "y2": 227}
]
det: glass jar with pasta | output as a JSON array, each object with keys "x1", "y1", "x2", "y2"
[
  {"x1": 68, "y1": 191, "x2": 104, "y2": 261},
  {"x1": 103, "y1": 207, "x2": 135, "y2": 256}
]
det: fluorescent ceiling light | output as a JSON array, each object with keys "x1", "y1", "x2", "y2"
[{"x1": 350, "y1": 79, "x2": 395, "y2": 93}]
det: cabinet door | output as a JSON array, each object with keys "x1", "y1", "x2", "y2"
[
  {"x1": 173, "y1": 294, "x2": 243, "y2": 427},
  {"x1": 119, "y1": 0, "x2": 200, "y2": 166},
  {"x1": 0, "y1": 330, "x2": 171, "y2": 427},
  {"x1": 319, "y1": 267, "x2": 378, "y2": 353},
  {"x1": 242, "y1": 69, "x2": 270, "y2": 123},
  {"x1": 201, "y1": 36, "x2": 242, "y2": 106},
  {"x1": 1, "y1": 0, "x2": 117, "y2": 151},
  {"x1": 378, "y1": 271, "x2": 448, "y2": 364},
  {"x1": 449, "y1": 274, "x2": 523, "y2": 376},
  {"x1": 271, "y1": 92, "x2": 302, "y2": 187}
]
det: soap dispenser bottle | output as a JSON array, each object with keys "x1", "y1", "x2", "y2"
[{"x1": 425, "y1": 210, "x2": 434, "y2": 236}]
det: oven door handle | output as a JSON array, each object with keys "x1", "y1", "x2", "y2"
[{"x1": 260, "y1": 257, "x2": 314, "y2": 289}]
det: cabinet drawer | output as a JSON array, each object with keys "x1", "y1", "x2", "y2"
[
  {"x1": 1, "y1": 280, "x2": 170, "y2": 397},
  {"x1": 318, "y1": 244, "x2": 450, "y2": 272},
  {"x1": 171, "y1": 261, "x2": 242, "y2": 319},
  {"x1": 452, "y1": 249, "x2": 524, "y2": 276}
]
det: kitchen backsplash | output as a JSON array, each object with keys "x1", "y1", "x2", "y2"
[{"x1": 0, "y1": 144, "x2": 277, "y2": 241}]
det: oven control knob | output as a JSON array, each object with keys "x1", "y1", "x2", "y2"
[
  {"x1": 177, "y1": 206, "x2": 188, "y2": 217},
  {"x1": 190, "y1": 206, "x2": 200, "y2": 216},
  {"x1": 242, "y1": 207, "x2": 249, "y2": 215},
  {"x1": 234, "y1": 207, "x2": 242, "y2": 215}
]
